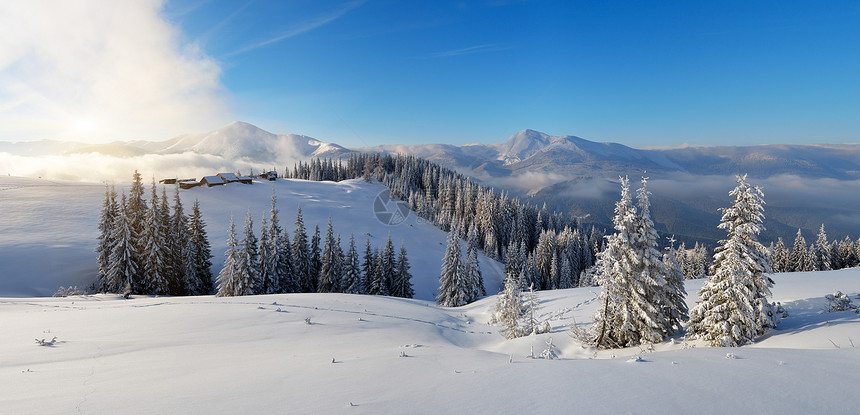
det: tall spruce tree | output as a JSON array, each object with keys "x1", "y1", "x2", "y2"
[
  {"x1": 318, "y1": 218, "x2": 338, "y2": 293},
  {"x1": 292, "y1": 206, "x2": 312, "y2": 292},
  {"x1": 237, "y1": 210, "x2": 261, "y2": 295},
  {"x1": 169, "y1": 186, "x2": 190, "y2": 295},
  {"x1": 813, "y1": 224, "x2": 832, "y2": 271},
  {"x1": 140, "y1": 180, "x2": 169, "y2": 295},
  {"x1": 216, "y1": 216, "x2": 242, "y2": 296},
  {"x1": 662, "y1": 237, "x2": 689, "y2": 330},
  {"x1": 362, "y1": 236, "x2": 376, "y2": 294},
  {"x1": 464, "y1": 229, "x2": 485, "y2": 302},
  {"x1": 258, "y1": 215, "x2": 278, "y2": 294},
  {"x1": 688, "y1": 175, "x2": 775, "y2": 347},
  {"x1": 437, "y1": 225, "x2": 467, "y2": 307},
  {"x1": 632, "y1": 176, "x2": 680, "y2": 336},
  {"x1": 309, "y1": 225, "x2": 321, "y2": 292},
  {"x1": 95, "y1": 184, "x2": 118, "y2": 292},
  {"x1": 106, "y1": 192, "x2": 138, "y2": 294},
  {"x1": 278, "y1": 227, "x2": 295, "y2": 293},
  {"x1": 186, "y1": 199, "x2": 213, "y2": 295},
  {"x1": 342, "y1": 234, "x2": 362, "y2": 294},
  {"x1": 789, "y1": 229, "x2": 808, "y2": 272},
  {"x1": 771, "y1": 237, "x2": 790, "y2": 273},
  {"x1": 391, "y1": 243, "x2": 415, "y2": 298},
  {"x1": 591, "y1": 176, "x2": 668, "y2": 348}
]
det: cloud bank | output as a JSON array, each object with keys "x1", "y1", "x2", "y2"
[
  {"x1": 0, "y1": 152, "x2": 280, "y2": 183},
  {"x1": 0, "y1": 1, "x2": 229, "y2": 143}
]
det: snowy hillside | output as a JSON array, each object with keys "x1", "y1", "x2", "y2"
[
  {"x1": 0, "y1": 175, "x2": 504, "y2": 299},
  {"x1": 1, "y1": 270, "x2": 858, "y2": 413}
]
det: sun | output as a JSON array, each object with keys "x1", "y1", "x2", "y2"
[{"x1": 72, "y1": 118, "x2": 97, "y2": 134}]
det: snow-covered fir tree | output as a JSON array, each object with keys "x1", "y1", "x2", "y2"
[
  {"x1": 261, "y1": 192, "x2": 285, "y2": 294},
  {"x1": 237, "y1": 210, "x2": 261, "y2": 295},
  {"x1": 437, "y1": 224, "x2": 467, "y2": 307},
  {"x1": 127, "y1": 170, "x2": 147, "y2": 282},
  {"x1": 361, "y1": 236, "x2": 376, "y2": 294},
  {"x1": 838, "y1": 236, "x2": 857, "y2": 269},
  {"x1": 390, "y1": 242, "x2": 415, "y2": 298},
  {"x1": 158, "y1": 186, "x2": 176, "y2": 294},
  {"x1": 106, "y1": 192, "x2": 138, "y2": 294},
  {"x1": 170, "y1": 185, "x2": 191, "y2": 296},
  {"x1": 463, "y1": 227, "x2": 485, "y2": 302},
  {"x1": 813, "y1": 224, "x2": 832, "y2": 271},
  {"x1": 372, "y1": 238, "x2": 395, "y2": 296},
  {"x1": 277, "y1": 226, "x2": 295, "y2": 293},
  {"x1": 342, "y1": 234, "x2": 363, "y2": 294},
  {"x1": 95, "y1": 184, "x2": 118, "y2": 292},
  {"x1": 140, "y1": 180, "x2": 169, "y2": 295},
  {"x1": 318, "y1": 218, "x2": 339, "y2": 293},
  {"x1": 522, "y1": 284, "x2": 550, "y2": 336},
  {"x1": 591, "y1": 176, "x2": 669, "y2": 348},
  {"x1": 631, "y1": 176, "x2": 680, "y2": 335},
  {"x1": 662, "y1": 236, "x2": 689, "y2": 330},
  {"x1": 688, "y1": 174, "x2": 776, "y2": 347},
  {"x1": 309, "y1": 224, "x2": 321, "y2": 292},
  {"x1": 292, "y1": 206, "x2": 312, "y2": 293},
  {"x1": 186, "y1": 199, "x2": 213, "y2": 295},
  {"x1": 789, "y1": 229, "x2": 809, "y2": 272},
  {"x1": 771, "y1": 237, "x2": 791, "y2": 273},
  {"x1": 257, "y1": 216, "x2": 277, "y2": 293},
  {"x1": 490, "y1": 273, "x2": 525, "y2": 339},
  {"x1": 215, "y1": 216, "x2": 242, "y2": 296}
]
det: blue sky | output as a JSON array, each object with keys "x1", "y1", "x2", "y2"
[{"x1": 2, "y1": 1, "x2": 859, "y2": 148}]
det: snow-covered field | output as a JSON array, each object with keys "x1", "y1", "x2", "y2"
[
  {"x1": 1, "y1": 271, "x2": 858, "y2": 414},
  {"x1": 2, "y1": 176, "x2": 859, "y2": 413}
]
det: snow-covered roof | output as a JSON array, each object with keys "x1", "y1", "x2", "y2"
[
  {"x1": 217, "y1": 172, "x2": 238, "y2": 182},
  {"x1": 237, "y1": 176, "x2": 253, "y2": 181},
  {"x1": 202, "y1": 175, "x2": 225, "y2": 184}
]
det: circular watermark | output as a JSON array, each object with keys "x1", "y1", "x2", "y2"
[{"x1": 373, "y1": 190, "x2": 410, "y2": 226}]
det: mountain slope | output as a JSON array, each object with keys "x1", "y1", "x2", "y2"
[{"x1": 0, "y1": 175, "x2": 503, "y2": 299}]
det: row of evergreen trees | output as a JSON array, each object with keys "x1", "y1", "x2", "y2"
[
  {"x1": 94, "y1": 171, "x2": 213, "y2": 296},
  {"x1": 215, "y1": 195, "x2": 414, "y2": 298},
  {"x1": 287, "y1": 153, "x2": 604, "y2": 297},
  {"x1": 770, "y1": 225, "x2": 860, "y2": 273}
]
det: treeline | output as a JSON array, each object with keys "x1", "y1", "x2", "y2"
[
  {"x1": 770, "y1": 225, "x2": 860, "y2": 273},
  {"x1": 94, "y1": 171, "x2": 213, "y2": 296},
  {"x1": 215, "y1": 196, "x2": 414, "y2": 298},
  {"x1": 672, "y1": 242, "x2": 712, "y2": 280},
  {"x1": 287, "y1": 153, "x2": 605, "y2": 294}
]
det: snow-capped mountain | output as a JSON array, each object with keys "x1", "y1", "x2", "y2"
[
  {"x1": 0, "y1": 121, "x2": 349, "y2": 162},
  {"x1": 371, "y1": 129, "x2": 860, "y2": 180},
  {"x1": 131, "y1": 121, "x2": 349, "y2": 162}
]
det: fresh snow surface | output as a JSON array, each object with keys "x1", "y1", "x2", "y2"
[
  {"x1": 1, "y1": 270, "x2": 858, "y2": 414},
  {"x1": 0, "y1": 175, "x2": 505, "y2": 299}
]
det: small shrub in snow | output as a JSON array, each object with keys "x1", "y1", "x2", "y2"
[
  {"x1": 540, "y1": 337, "x2": 559, "y2": 360},
  {"x1": 36, "y1": 337, "x2": 58, "y2": 346},
  {"x1": 824, "y1": 291, "x2": 859, "y2": 313},
  {"x1": 53, "y1": 286, "x2": 87, "y2": 297}
]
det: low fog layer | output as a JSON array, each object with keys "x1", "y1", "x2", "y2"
[{"x1": 0, "y1": 152, "x2": 287, "y2": 183}]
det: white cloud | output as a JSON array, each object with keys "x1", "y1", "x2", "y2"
[{"x1": 0, "y1": 0, "x2": 230, "y2": 143}]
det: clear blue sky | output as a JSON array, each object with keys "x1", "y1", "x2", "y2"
[{"x1": 2, "y1": 1, "x2": 859, "y2": 148}]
